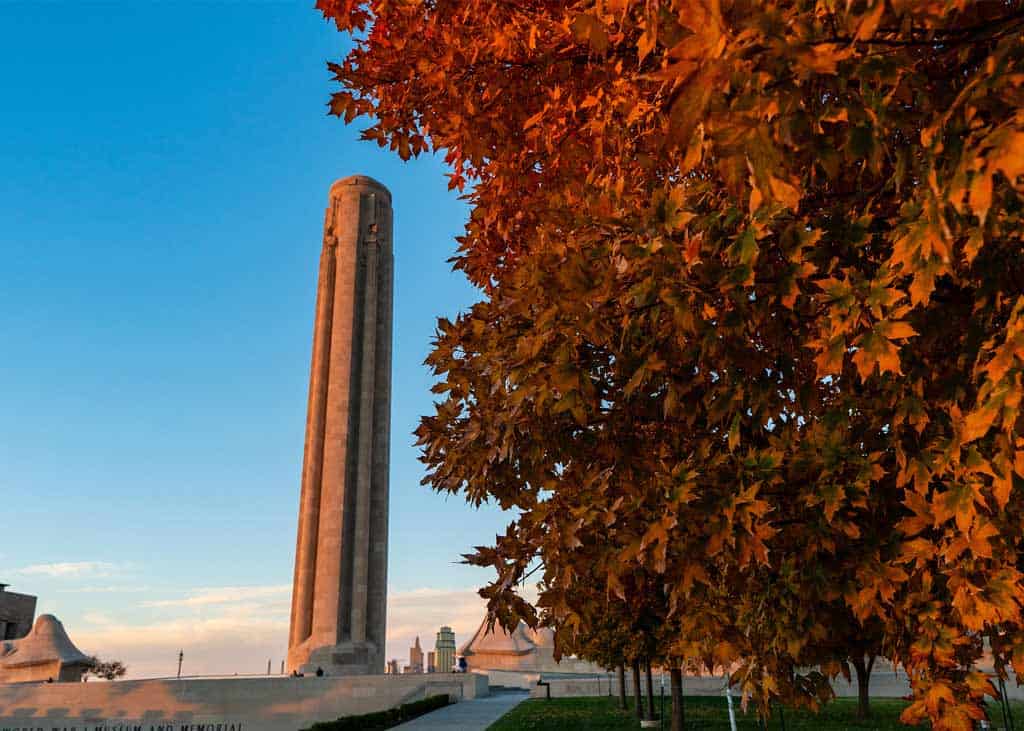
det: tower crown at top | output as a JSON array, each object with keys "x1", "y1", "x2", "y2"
[{"x1": 330, "y1": 175, "x2": 391, "y2": 203}]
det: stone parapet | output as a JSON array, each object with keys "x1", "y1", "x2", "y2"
[
  {"x1": 0, "y1": 672, "x2": 486, "y2": 731},
  {"x1": 527, "y1": 670, "x2": 1024, "y2": 701}
]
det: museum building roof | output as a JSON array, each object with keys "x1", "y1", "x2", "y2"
[{"x1": 459, "y1": 618, "x2": 556, "y2": 657}]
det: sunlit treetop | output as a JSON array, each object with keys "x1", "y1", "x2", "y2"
[{"x1": 318, "y1": 2, "x2": 1024, "y2": 729}]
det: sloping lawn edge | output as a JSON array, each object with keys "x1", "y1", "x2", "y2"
[
  {"x1": 487, "y1": 695, "x2": 1024, "y2": 730},
  {"x1": 301, "y1": 693, "x2": 450, "y2": 731}
]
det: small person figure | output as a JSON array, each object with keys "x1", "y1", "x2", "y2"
[
  {"x1": 457, "y1": 656, "x2": 467, "y2": 674},
  {"x1": 315, "y1": 667, "x2": 325, "y2": 677}
]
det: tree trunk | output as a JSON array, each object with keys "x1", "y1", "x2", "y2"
[
  {"x1": 618, "y1": 664, "x2": 627, "y2": 710},
  {"x1": 851, "y1": 655, "x2": 874, "y2": 719},
  {"x1": 632, "y1": 661, "x2": 643, "y2": 719},
  {"x1": 645, "y1": 660, "x2": 655, "y2": 721},
  {"x1": 670, "y1": 667, "x2": 684, "y2": 731}
]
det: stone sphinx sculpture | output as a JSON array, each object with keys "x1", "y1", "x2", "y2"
[{"x1": 0, "y1": 614, "x2": 92, "y2": 683}]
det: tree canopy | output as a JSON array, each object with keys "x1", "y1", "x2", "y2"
[
  {"x1": 317, "y1": 1, "x2": 1024, "y2": 728},
  {"x1": 84, "y1": 656, "x2": 126, "y2": 682}
]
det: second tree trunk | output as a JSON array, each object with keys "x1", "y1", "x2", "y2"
[
  {"x1": 632, "y1": 661, "x2": 643, "y2": 719},
  {"x1": 670, "y1": 667, "x2": 684, "y2": 731},
  {"x1": 645, "y1": 661, "x2": 655, "y2": 720}
]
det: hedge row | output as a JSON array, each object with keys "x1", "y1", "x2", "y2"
[{"x1": 301, "y1": 693, "x2": 451, "y2": 731}]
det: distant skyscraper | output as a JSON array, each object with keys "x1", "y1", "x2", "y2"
[
  {"x1": 435, "y1": 626, "x2": 456, "y2": 674},
  {"x1": 408, "y1": 636, "x2": 424, "y2": 673},
  {"x1": 386, "y1": 659, "x2": 400, "y2": 675},
  {"x1": 427, "y1": 651, "x2": 436, "y2": 673}
]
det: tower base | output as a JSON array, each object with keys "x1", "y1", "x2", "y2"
[{"x1": 287, "y1": 639, "x2": 382, "y2": 676}]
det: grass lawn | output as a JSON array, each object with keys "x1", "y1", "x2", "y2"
[{"x1": 487, "y1": 695, "x2": 1024, "y2": 730}]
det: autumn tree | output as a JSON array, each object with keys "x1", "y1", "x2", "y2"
[
  {"x1": 316, "y1": 1, "x2": 1024, "y2": 728},
  {"x1": 557, "y1": 594, "x2": 638, "y2": 711},
  {"x1": 84, "y1": 657, "x2": 126, "y2": 682}
]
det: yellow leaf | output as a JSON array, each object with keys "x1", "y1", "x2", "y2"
[
  {"x1": 815, "y1": 336, "x2": 846, "y2": 378},
  {"x1": 962, "y1": 405, "x2": 997, "y2": 443},
  {"x1": 970, "y1": 170, "x2": 993, "y2": 225},
  {"x1": 855, "y1": 0, "x2": 886, "y2": 41},
  {"x1": 572, "y1": 13, "x2": 609, "y2": 53},
  {"x1": 909, "y1": 268, "x2": 936, "y2": 306},
  {"x1": 924, "y1": 681, "x2": 955, "y2": 716},
  {"x1": 968, "y1": 519, "x2": 999, "y2": 558},
  {"x1": 822, "y1": 107, "x2": 848, "y2": 123},
  {"x1": 681, "y1": 123, "x2": 704, "y2": 173},
  {"x1": 769, "y1": 176, "x2": 801, "y2": 210},
  {"x1": 606, "y1": 570, "x2": 626, "y2": 601},
  {"x1": 921, "y1": 126, "x2": 936, "y2": 147},
  {"x1": 991, "y1": 131, "x2": 1024, "y2": 182},
  {"x1": 965, "y1": 670, "x2": 996, "y2": 698},
  {"x1": 728, "y1": 412, "x2": 740, "y2": 452},
  {"x1": 684, "y1": 231, "x2": 702, "y2": 264},
  {"x1": 680, "y1": 562, "x2": 708, "y2": 593},
  {"x1": 851, "y1": 348, "x2": 874, "y2": 380},
  {"x1": 637, "y1": 21, "x2": 656, "y2": 61},
  {"x1": 852, "y1": 332, "x2": 902, "y2": 378},
  {"x1": 992, "y1": 465, "x2": 1013, "y2": 509},
  {"x1": 883, "y1": 321, "x2": 918, "y2": 339},
  {"x1": 748, "y1": 176, "x2": 763, "y2": 213},
  {"x1": 796, "y1": 44, "x2": 853, "y2": 75},
  {"x1": 524, "y1": 107, "x2": 546, "y2": 130},
  {"x1": 964, "y1": 229, "x2": 985, "y2": 265}
]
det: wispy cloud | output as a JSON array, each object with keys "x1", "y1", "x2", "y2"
[
  {"x1": 14, "y1": 561, "x2": 122, "y2": 578},
  {"x1": 57, "y1": 585, "x2": 151, "y2": 594},
  {"x1": 75, "y1": 607, "x2": 290, "y2": 679},
  {"x1": 61, "y1": 583, "x2": 537, "y2": 679},
  {"x1": 142, "y1": 585, "x2": 290, "y2": 608}
]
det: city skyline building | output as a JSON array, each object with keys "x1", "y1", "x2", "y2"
[
  {"x1": 435, "y1": 626, "x2": 456, "y2": 675},
  {"x1": 407, "y1": 636, "x2": 423, "y2": 674}
]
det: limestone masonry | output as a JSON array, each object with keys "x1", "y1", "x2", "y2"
[
  {"x1": 0, "y1": 585, "x2": 35, "y2": 642},
  {"x1": 0, "y1": 673, "x2": 487, "y2": 731},
  {"x1": 0, "y1": 614, "x2": 92, "y2": 683},
  {"x1": 287, "y1": 176, "x2": 394, "y2": 676},
  {"x1": 0, "y1": 585, "x2": 92, "y2": 684}
]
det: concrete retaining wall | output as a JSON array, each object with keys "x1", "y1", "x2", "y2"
[
  {"x1": 474, "y1": 670, "x2": 540, "y2": 690},
  {"x1": 0, "y1": 672, "x2": 487, "y2": 731},
  {"x1": 530, "y1": 671, "x2": 1024, "y2": 701}
]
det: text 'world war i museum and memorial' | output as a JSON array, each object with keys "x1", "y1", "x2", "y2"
[{"x1": 0, "y1": 177, "x2": 486, "y2": 731}]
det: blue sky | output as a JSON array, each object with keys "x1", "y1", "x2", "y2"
[{"x1": 0, "y1": 3, "x2": 511, "y2": 676}]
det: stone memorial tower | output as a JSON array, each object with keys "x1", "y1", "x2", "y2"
[{"x1": 287, "y1": 176, "x2": 393, "y2": 675}]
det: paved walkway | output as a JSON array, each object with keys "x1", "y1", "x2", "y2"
[{"x1": 393, "y1": 690, "x2": 530, "y2": 730}]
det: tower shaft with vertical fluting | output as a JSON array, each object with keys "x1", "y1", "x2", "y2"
[{"x1": 287, "y1": 176, "x2": 393, "y2": 675}]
